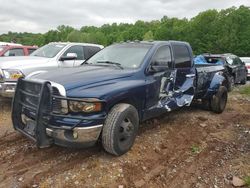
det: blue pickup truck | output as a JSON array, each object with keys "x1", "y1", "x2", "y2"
[{"x1": 12, "y1": 41, "x2": 228, "y2": 156}]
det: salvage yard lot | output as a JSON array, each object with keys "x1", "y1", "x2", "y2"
[{"x1": 0, "y1": 84, "x2": 250, "y2": 188}]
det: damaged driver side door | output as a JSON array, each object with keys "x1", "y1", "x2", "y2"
[{"x1": 144, "y1": 45, "x2": 176, "y2": 119}]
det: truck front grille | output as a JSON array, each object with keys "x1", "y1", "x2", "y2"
[{"x1": 51, "y1": 86, "x2": 68, "y2": 114}]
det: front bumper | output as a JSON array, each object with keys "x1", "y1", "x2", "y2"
[
  {"x1": 0, "y1": 82, "x2": 16, "y2": 98},
  {"x1": 46, "y1": 124, "x2": 103, "y2": 147},
  {"x1": 12, "y1": 79, "x2": 106, "y2": 148}
]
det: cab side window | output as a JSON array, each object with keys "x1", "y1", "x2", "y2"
[
  {"x1": 173, "y1": 45, "x2": 192, "y2": 68},
  {"x1": 4, "y1": 48, "x2": 24, "y2": 56},
  {"x1": 28, "y1": 48, "x2": 36, "y2": 55},
  {"x1": 63, "y1": 46, "x2": 84, "y2": 60},
  {"x1": 152, "y1": 45, "x2": 172, "y2": 67},
  {"x1": 84, "y1": 46, "x2": 101, "y2": 60}
]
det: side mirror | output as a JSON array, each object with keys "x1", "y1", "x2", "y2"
[
  {"x1": 148, "y1": 60, "x2": 170, "y2": 73},
  {"x1": 60, "y1": 53, "x2": 77, "y2": 61}
]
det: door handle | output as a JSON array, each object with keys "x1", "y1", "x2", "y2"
[{"x1": 186, "y1": 74, "x2": 196, "y2": 78}]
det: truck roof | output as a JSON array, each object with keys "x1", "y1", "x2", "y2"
[
  {"x1": 116, "y1": 40, "x2": 191, "y2": 48},
  {"x1": 0, "y1": 42, "x2": 22, "y2": 46},
  {"x1": 48, "y1": 42, "x2": 104, "y2": 48}
]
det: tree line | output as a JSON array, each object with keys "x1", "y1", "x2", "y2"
[{"x1": 0, "y1": 6, "x2": 250, "y2": 56}]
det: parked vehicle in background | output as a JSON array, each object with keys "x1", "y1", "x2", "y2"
[
  {"x1": 240, "y1": 57, "x2": 250, "y2": 78},
  {"x1": 0, "y1": 44, "x2": 37, "y2": 57},
  {"x1": 12, "y1": 41, "x2": 228, "y2": 156},
  {"x1": 0, "y1": 42, "x2": 104, "y2": 98},
  {"x1": 194, "y1": 53, "x2": 247, "y2": 90},
  {"x1": 0, "y1": 42, "x2": 22, "y2": 46}
]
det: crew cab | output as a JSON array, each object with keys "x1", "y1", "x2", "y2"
[
  {"x1": 0, "y1": 44, "x2": 37, "y2": 57},
  {"x1": 12, "y1": 41, "x2": 228, "y2": 156},
  {"x1": 0, "y1": 42, "x2": 103, "y2": 97},
  {"x1": 194, "y1": 54, "x2": 248, "y2": 90}
]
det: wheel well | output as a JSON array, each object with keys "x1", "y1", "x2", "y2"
[{"x1": 108, "y1": 98, "x2": 141, "y2": 120}]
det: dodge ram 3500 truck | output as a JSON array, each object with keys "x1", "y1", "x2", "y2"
[{"x1": 12, "y1": 41, "x2": 228, "y2": 156}]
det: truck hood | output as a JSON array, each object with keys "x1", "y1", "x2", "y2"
[
  {"x1": 30, "y1": 65, "x2": 137, "y2": 91},
  {"x1": 0, "y1": 56, "x2": 50, "y2": 70}
]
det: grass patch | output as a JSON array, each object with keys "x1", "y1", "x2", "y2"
[
  {"x1": 191, "y1": 145, "x2": 201, "y2": 154},
  {"x1": 239, "y1": 85, "x2": 250, "y2": 95},
  {"x1": 244, "y1": 176, "x2": 250, "y2": 187}
]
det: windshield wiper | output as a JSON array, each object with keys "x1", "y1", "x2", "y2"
[{"x1": 96, "y1": 60, "x2": 124, "y2": 69}]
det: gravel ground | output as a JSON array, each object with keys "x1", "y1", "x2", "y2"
[{"x1": 0, "y1": 85, "x2": 249, "y2": 188}]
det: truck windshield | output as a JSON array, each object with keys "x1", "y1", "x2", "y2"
[
  {"x1": 87, "y1": 43, "x2": 152, "y2": 69},
  {"x1": 30, "y1": 43, "x2": 66, "y2": 58},
  {"x1": 0, "y1": 46, "x2": 4, "y2": 52}
]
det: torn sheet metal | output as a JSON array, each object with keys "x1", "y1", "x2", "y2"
[{"x1": 157, "y1": 70, "x2": 195, "y2": 111}]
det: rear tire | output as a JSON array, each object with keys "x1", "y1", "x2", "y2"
[
  {"x1": 102, "y1": 103, "x2": 139, "y2": 156},
  {"x1": 210, "y1": 86, "x2": 228, "y2": 114}
]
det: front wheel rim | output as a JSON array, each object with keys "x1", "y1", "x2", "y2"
[{"x1": 118, "y1": 117, "x2": 134, "y2": 148}]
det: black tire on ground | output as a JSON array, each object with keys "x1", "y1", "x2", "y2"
[
  {"x1": 210, "y1": 86, "x2": 228, "y2": 114},
  {"x1": 102, "y1": 103, "x2": 139, "y2": 156}
]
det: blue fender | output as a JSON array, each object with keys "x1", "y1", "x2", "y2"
[{"x1": 204, "y1": 72, "x2": 225, "y2": 98}]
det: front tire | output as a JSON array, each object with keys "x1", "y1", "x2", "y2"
[
  {"x1": 102, "y1": 103, "x2": 139, "y2": 156},
  {"x1": 210, "y1": 86, "x2": 228, "y2": 114}
]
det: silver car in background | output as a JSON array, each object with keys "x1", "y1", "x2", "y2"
[
  {"x1": 240, "y1": 57, "x2": 250, "y2": 78},
  {"x1": 0, "y1": 42, "x2": 103, "y2": 98}
]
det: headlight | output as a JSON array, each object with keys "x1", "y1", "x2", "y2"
[
  {"x1": 2, "y1": 69, "x2": 24, "y2": 80},
  {"x1": 69, "y1": 101, "x2": 102, "y2": 113}
]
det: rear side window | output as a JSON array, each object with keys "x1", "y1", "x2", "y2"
[
  {"x1": 63, "y1": 45, "x2": 84, "y2": 60},
  {"x1": 173, "y1": 45, "x2": 192, "y2": 68},
  {"x1": 4, "y1": 48, "x2": 24, "y2": 56},
  {"x1": 28, "y1": 48, "x2": 36, "y2": 55},
  {"x1": 84, "y1": 46, "x2": 101, "y2": 60}
]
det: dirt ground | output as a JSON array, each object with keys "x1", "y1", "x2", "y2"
[{"x1": 0, "y1": 85, "x2": 249, "y2": 188}]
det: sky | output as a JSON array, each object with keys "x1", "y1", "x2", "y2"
[{"x1": 0, "y1": 0, "x2": 249, "y2": 34}]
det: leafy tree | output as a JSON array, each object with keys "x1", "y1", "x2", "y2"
[
  {"x1": 143, "y1": 31, "x2": 154, "y2": 40},
  {"x1": 0, "y1": 6, "x2": 250, "y2": 56}
]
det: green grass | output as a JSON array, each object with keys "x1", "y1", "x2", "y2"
[
  {"x1": 191, "y1": 145, "x2": 201, "y2": 154},
  {"x1": 239, "y1": 85, "x2": 250, "y2": 95},
  {"x1": 244, "y1": 176, "x2": 250, "y2": 187}
]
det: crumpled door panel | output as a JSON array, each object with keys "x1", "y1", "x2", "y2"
[{"x1": 158, "y1": 70, "x2": 195, "y2": 111}]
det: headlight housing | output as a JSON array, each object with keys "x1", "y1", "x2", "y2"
[
  {"x1": 2, "y1": 69, "x2": 24, "y2": 81},
  {"x1": 68, "y1": 101, "x2": 102, "y2": 113}
]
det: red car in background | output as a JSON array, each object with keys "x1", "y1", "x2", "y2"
[{"x1": 0, "y1": 43, "x2": 38, "y2": 57}]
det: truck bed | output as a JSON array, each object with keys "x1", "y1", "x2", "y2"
[{"x1": 195, "y1": 64, "x2": 225, "y2": 98}]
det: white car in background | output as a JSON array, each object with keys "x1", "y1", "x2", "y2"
[
  {"x1": 0, "y1": 42, "x2": 104, "y2": 97},
  {"x1": 240, "y1": 57, "x2": 250, "y2": 78}
]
